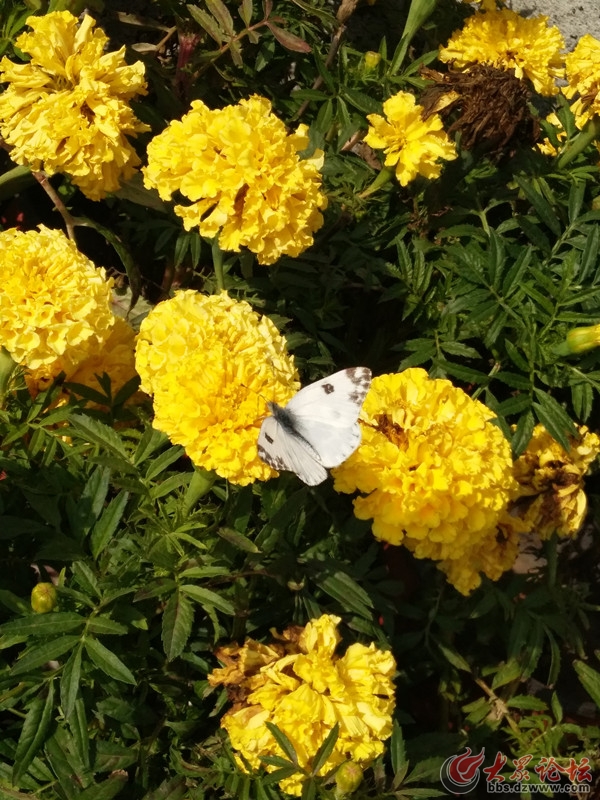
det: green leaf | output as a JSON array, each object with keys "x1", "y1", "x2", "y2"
[
  {"x1": 84, "y1": 638, "x2": 136, "y2": 685},
  {"x1": 145, "y1": 446, "x2": 185, "y2": 480},
  {"x1": 162, "y1": 590, "x2": 194, "y2": 661},
  {"x1": 309, "y1": 723, "x2": 338, "y2": 776},
  {"x1": 532, "y1": 390, "x2": 578, "y2": 451},
  {"x1": 77, "y1": 775, "x2": 128, "y2": 800},
  {"x1": 315, "y1": 570, "x2": 373, "y2": 618},
  {"x1": 239, "y1": 0, "x2": 253, "y2": 26},
  {"x1": 265, "y1": 722, "x2": 298, "y2": 765},
  {"x1": 133, "y1": 428, "x2": 169, "y2": 466},
  {"x1": 573, "y1": 660, "x2": 600, "y2": 707},
  {"x1": 0, "y1": 612, "x2": 85, "y2": 636},
  {"x1": 90, "y1": 491, "x2": 129, "y2": 560},
  {"x1": 341, "y1": 89, "x2": 381, "y2": 115},
  {"x1": 437, "y1": 643, "x2": 472, "y2": 673},
  {"x1": 571, "y1": 382, "x2": 593, "y2": 422},
  {"x1": 217, "y1": 527, "x2": 260, "y2": 553},
  {"x1": 187, "y1": 4, "x2": 225, "y2": 43},
  {"x1": 266, "y1": 22, "x2": 311, "y2": 53},
  {"x1": 390, "y1": 721, "x2": 408, "y2": 782},
  {"x1": 515, "y1": 176, "x2": 561, "y2": 236},
  {"x1": 69, "y1": 414, "x2": 130, "y2": 461},
  {"x1": 60, "y1": 643, "x2": 83, "y2": 718},
  {"x1": 86, "y1": 616, "x2": 128, "y2": 636},
  {"x1": 491, "y1": 658, "x2": 523, "y2": 690},
  {"x1": 568, "y1": 179, "x2": 585, "y2": 223},
  {"x1": 11, "y1": 636, "x2": 80, "y2": 675},
  {"x1": 511, "y1": 410, "x2": 535, "y2": 458},
  {"x1": 13, "y1": 680, "x2": 55, "y2": 783},
  {"x1": 205, "y1": 0, "x2": 235, "y2": 35},
  {"x1": 140, "y1": 777, "x2": 187, "y2": 800},
  {"x1": 579, "y1": 224, "x2": 599, "y2": 281},
  {"x1": 180, "y1": 584, "x2": 235, "y2": 615}
]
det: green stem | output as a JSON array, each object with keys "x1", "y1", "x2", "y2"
[
  {"x1": 359, "y1": 166, "x2": 394, "y2": 198},
  {"x1": 556, "y1": 115, "x2": 600, "y2": 170},
  {"x1": 212, "y1": 237, "x2": 225, "y2": 292},
  {"x1": 545, "y1": 533, "x2": 558, "y2": 590}
]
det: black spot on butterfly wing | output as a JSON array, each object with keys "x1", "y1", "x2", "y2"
[{"x1": 322, "y1": 383, "x2": 335, "y2": 394}]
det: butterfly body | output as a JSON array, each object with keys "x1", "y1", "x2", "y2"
[{"x1": 258, "y1": 367, "x2": 372, "y2": 485}]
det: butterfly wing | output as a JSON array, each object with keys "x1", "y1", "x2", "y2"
[
  {"x1": 283, "y1": 367, "x2": 372, "y2": 467},
  {"x1": 257, "y1": 415, "x2": 328, "y2": 486}
]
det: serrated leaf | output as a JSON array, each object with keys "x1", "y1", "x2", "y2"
[
  {"x1": 0, "y1": 612, "x2": 85, "y2": 636},
  {"x1": 13, "y1": 680, "x2": 55, "y2": 783},
  {"x1": 266, "y1": 21, "x2": 311, "y2": 52},
  {"x1": 437, "y1": 643, "x2": 472, "y2": 673},
  {"x1": 217, "y1": 527, "x2": 260, "y2": 553},
  {"x1": 573, "y1": 660, "x2": 600, "y2": 707},
  {"x1": 205, "y1": 0, "x2": 235, "y2": 34},
  {"x1": 515, "y1": 176, "x2": 561, "y2": 236},
  {"x1": 571, "y1": 382, "x2": 593, "y2": 422},
  {"x1": 90, "y1": 491, "x2": 129, "y2": 559},
  {"x1": 265, "y1": 722, "x2": 298, "y2": 765},
  {"x1": 69, "y1": 414, "x2": 130, "y2": 461},
  {"x1": 316, "y1": 571, "x2": 373, "y2": 618},
  {"x1": 77, "y1": 775, "x2": 128, "y2": 800},
  {"x1": 532, "y1": 391, "x2": 578, "y2": 451},
  {"x1": 309, "y1": 723, "x2": 338, "y2": 776},
  {"x1": 180, "y1": 584, "x2": 235, "y2": 615},
  {"x1": 84, "y1": 638, "x2": 136, "y2": 685},
  {"x1": 11, "y1": 635, "x2": 80, "y2": 675},
  {"x1": 140, "y1": 777, "x2": 187, "y2": 800},
  {"x1": 162, "y1": 590, "x2": 194, "y2": 661},
  {"x1": 60, "y1": 643, "x2": 83, "y2": 718},
  {"x1": 187, "y1": 4, "x2": 225, "y2": 43},
  {"x1": 86, "y1": 616, "x2": 128, "y2": 636},
  {"x1": 491, "y1": 658, "x2": 523, "y2": 690},
  {"x1": 511, "y1": 410, "x2": 535, "y2": 458},
  {"x1": 134, "y1": 427, "x2": 169, "y2": 466},
  {"x1": 145, "y1": 446, "x2": 185, "y2": 480},
  {"x1": 390, "y1": 721, "x2": 407, "y2": 779}
]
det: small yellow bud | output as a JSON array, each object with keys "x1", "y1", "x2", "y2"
[
  {"x1": 335, "y1": 762, "x2": 363, "y2": 797},
  {"x1": 363, "y1": 51, "x2": 381, "y2": 70},
  {"x1": 562, "y1": 324, "x2": 600, "y2": 354},
  {"x1": 31, "y1": 583, "x2": 58, "y2": 614}
]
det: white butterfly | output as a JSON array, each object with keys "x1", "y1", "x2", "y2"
[{"x1": 257, "y1": 367, "x2": 372, "y2": 486}]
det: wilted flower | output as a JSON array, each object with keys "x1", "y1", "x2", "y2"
[
  {"x1": 364, "y1": 91, "x2": 457, "y2": 186},
  {"x1": 0, "y1": 11, "x2": 149, "y2": 200},
  {"x1": 208, "y1": 614, "x2": 396, "y2": 796},
  {"x1": 508, "y1": 424, "x2": 600, "y2": 539},
  {"x1": 439, "y1": 7, "x2": 564, "y2": 96},
  {"x1": 134, "y1": 291, "x2": 299, "y2": 485},
  {"x1": 564, "y1": 34, "x2": 600, "y2": 128},
  {"x1": 143, "y1": 95, "x2": 327, "y2": 265},
  {"x1": 420, "y1": 64, "x2": 539, "y2": 159},
  {"x1": 0, "y1": 227, "x2": 114, "y2": 371},
  {"x1": 332, "y1": 369, "x2": 518, "y2": 594}
]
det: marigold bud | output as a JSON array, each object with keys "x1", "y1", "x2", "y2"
[
  {"x1": 31, "y1": 583, "x2": 57, "y2": 613},
  {"x1": 335, "y1": 762, "x2": 363, "y2": 796},
  {"x1": 363, "y1": 51, "x2": 381, "y2": 70},
  {"x1": 563, "y1": 324, "x2": 600, "y2": 354}
]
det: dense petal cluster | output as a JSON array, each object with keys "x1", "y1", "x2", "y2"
[
  {"x1": 143, "y1": 96, "x2": 327, "y2": 265},
  {"x1": 332, "y1": 369, "x2": 518, "y2": 595},
  {"x1": 507, "y1": 424, "x2": 600, "y2": 539},
  {"x1": 0, "y1": 226, "x2": 114, "y2": 371},
  {"x1": 439, "y1": 8, "x2": 565, "y2": 96},
  {"x1": 26, "y1": 317, "x2": 141, "y2": 408},
  {"x1": 364, "y1": 91, "x2": 457, "y2": 186},
  {"x1": 208, "y1": 615, "x2": 396, "y2": 796},
  {"x1": 564, "y1": 35, "x2": 600, "y2": 128},
  {"x1": 135, "y1": 291, "x2": 299, "y2": 484},
  {"x1": 0, "y1": 11, "x2": 149, "y2": 200}
]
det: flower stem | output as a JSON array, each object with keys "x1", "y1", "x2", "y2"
[
  {"x1": 556, "y1": 115, "x2": 600, "y2": 170},
  {"x1": 212, "y1": 237, "x2": 226, "y2": 292},
  {"x1": 358, "y1": 166, "x2": 394, "y2": 198},
  {"x1": 32, "y1": 171, "x2": 78, "y2": 242}
]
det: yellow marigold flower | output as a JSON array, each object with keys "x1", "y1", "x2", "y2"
[
  {"x1": 209, "y1": 614, "x2": 396, "y2": 796},
  {"x1": 537, "y1": 111, "x2": 567, "y2": 156},
  {"x1": 0, "y1": 11, "x2": 149, "y2": 200},
  {"x1": 564, "y1": 34, "x2": 600, "y2": 129},
  {"x1": 134, "y1": 291, "x2": 299, "y2": 485},
  {"x1": 332, "y1": 369, "x2": 518, "y2": 594},
  {"x1": 26, "y1": 316, "x2": 141, "y2": 407},
  {"x1": 510, "y1": 424, "x2": 600, "y2": 539},
  {"x1": 0, "y1": 226, "x2": 114, "y2": 371},
  {"x1": 439, "y1": 8, "x2": 565, "y2": 96},
  {"x1": 364, "y1": 91, "x2": 457, "y2": 186},
  {"x1": 143, "y1": 96, "x2": 327, "y2": 265}
]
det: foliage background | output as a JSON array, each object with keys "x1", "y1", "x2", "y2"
[{"x1": 1, "y1": 0, "x2": 600, "y2": 798}]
